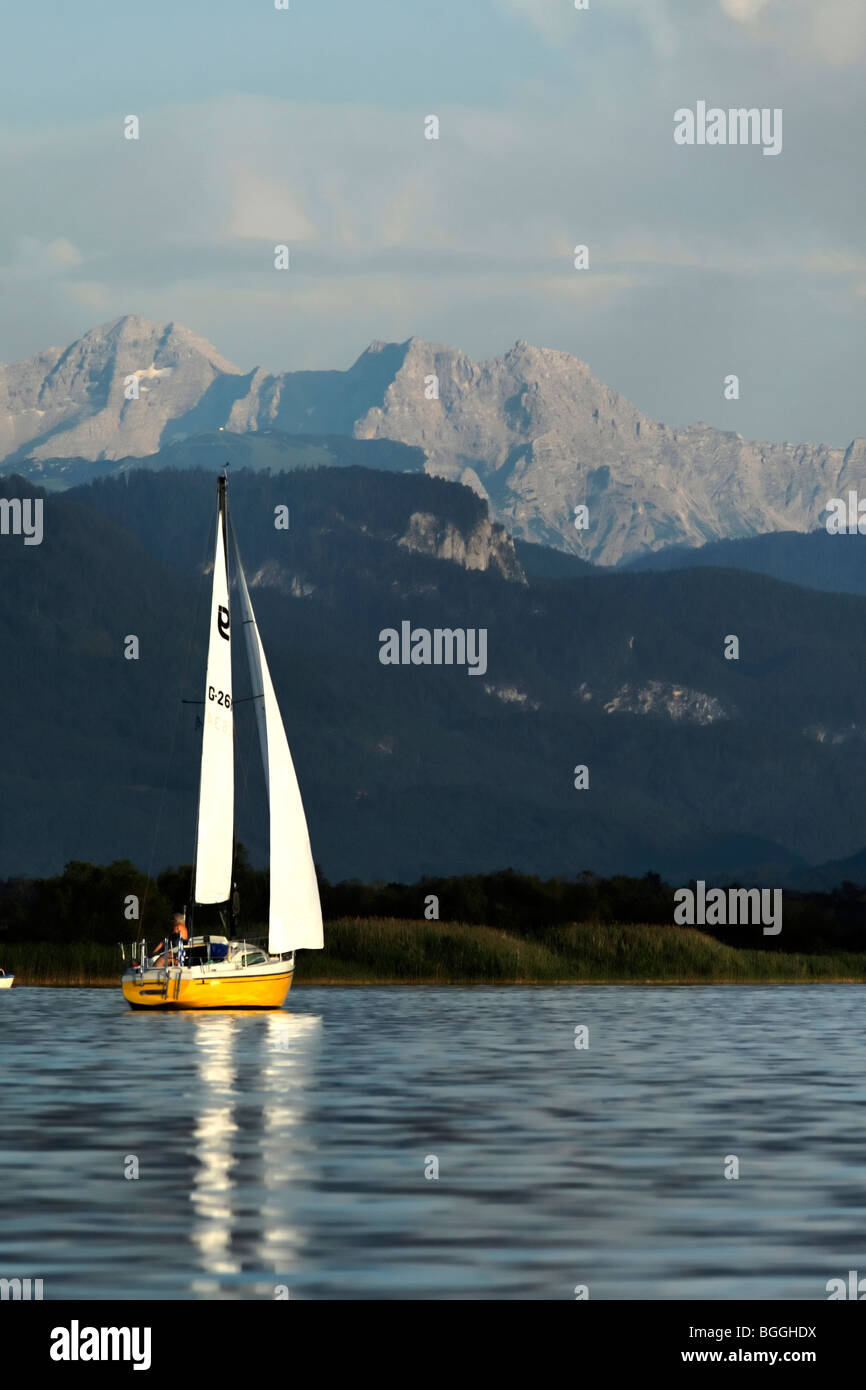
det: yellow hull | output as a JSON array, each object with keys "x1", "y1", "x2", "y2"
[{"x1": 122, "y1": 969, "x2": 292, "y2": 1010}]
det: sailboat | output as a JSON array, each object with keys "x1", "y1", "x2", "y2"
[{"x1": 121, "y1": 474, "x2": 323, "y2": 1009}]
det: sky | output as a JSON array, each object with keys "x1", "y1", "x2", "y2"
[{"x1": 0, "y1": 0, "x2": 863, "y2": 446}]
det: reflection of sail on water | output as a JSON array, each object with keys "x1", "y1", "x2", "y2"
[
  {"x1": 188, "y1": 1011, "x2": 323, "y2": 1297},
  {"x1": 255, "y1": 1012, "x2": 323, "y2": 1282},
  {"x1": 189, "y1": 1016, "x2": 239, "y2": 1293}
]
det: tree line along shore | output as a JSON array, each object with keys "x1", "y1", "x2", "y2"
[{"x1": 3, "y1": 859, "x2": 866, "y2": 986}]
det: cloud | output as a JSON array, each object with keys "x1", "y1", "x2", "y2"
[
  {"x1": 498, "y1": 0, "x2": 682, "y2": 59},
  {"x1": 227, "y1": 168, "x2": 318, "y2": 242},
  {"x1": 496, "y1": 0, "x2": 575, "y2": 45},
  {"x1": 0, "y1": 91, "x2": 859, "y2": 297},
  {"x1": 63, "y1": 281, "x2": 112, "y2": 312},
  {"x1": 499, "y1": 0, "x2": 866, "y2": 67},
  {"x1": 719, "y1": 0, "x2": 866, "y2": 64},
  {"x1": 719, "y1": 0, "x2": 772, "y2": 20},
  {"x1": 0, "y1": 75, "x2": 861, "y2": 445},
  {"x1": 5, "y1": 235, "x2": 83, "y2": 272},
  {"x1": 45, "y1": 237, "x2": 82, "y2": 268}
]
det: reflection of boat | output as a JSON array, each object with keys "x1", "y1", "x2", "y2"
[
  {"x1": 0, "y1": 970, "x2": 13, "y2": 989},
  {"x1": 187, "y1": 1010, "x2": 323, "y2": 1296},
  {"x1": 121, "y1": 473, "x2": 323, "y2": 1010}
]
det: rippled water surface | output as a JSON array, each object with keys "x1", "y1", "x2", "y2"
[{"x1": 1, "y1": 984, "x2": 864, "y2": 1299}]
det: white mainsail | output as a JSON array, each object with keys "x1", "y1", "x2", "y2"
[
  {"x1": 193, "y1": 486, "x2": 234, "y2": 904},
  {"x1": 233, "y1": 541, "x2": 324, "y2": 953}
]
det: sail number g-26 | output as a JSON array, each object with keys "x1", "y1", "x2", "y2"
[{"x1": 208, "y1": 686, "x2": 232, "y2": 709}]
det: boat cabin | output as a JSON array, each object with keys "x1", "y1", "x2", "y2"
[{"x1": 133, "y1": 934, "x2": 293, "y2": 971}]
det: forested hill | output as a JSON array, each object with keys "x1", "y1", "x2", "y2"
[
  {"x1": 2, "y1": 464, "x2": 866, "y2": 883},
  {"x1": 623, "y1": 527, "x2": 866, "y2": 598}
]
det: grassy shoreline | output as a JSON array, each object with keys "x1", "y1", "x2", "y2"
[{"x1": 3, "y1": 919, "x2": 866, "y2": 987}]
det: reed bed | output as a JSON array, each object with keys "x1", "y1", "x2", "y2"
[
  {"x1": 303, "y1": 919, "x2": 866, "y2": 983},
  {"x1": 2, "y1": 940, "x2": 121, "y2": 986},
  {"x1": 4, "y1": 921, "x2": 866, "y2": 987}
]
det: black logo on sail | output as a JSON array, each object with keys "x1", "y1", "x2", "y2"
[{"x1": 218, "y1": 605, "x2": 230, "y2": 641}]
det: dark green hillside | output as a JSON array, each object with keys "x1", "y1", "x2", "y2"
[
  {"x1": 624, "y1": 527, "x2": 866, "y2": 598},
  {"x1": 515, "y1": 539, "x2": 597, "y2": 579},
  {"x1": 70, "y1": 463, "x2": 489, "y2": 575},
  {"x1": 15, "y1": 429, "x2": 427, "y2": 491},
  {"x1": 3, "y1": 466, "x2": 866, "y2": 882}
]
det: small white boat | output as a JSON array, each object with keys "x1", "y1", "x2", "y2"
[{"x1": 0, "y1": 970, "x2": 14, "y2": 989}]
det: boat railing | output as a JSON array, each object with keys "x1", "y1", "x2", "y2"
[{"x1": 128, "y1": 937, "x2": 279, "y2": 971}]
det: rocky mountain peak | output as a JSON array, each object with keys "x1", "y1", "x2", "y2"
[
  {"x1": 0, "y1": 317, "x2": 242, "y2": 465},
  {"x1": 0, "y1": 321, "x2": 861, "y2": 564}
]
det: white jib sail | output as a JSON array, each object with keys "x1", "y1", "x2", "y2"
[
  {"x1": 193, "y1": 496, "x2": 234, "y2": 904},
  {"x1": 234, "y1": 550, "x2": 324, "y2": 953}
]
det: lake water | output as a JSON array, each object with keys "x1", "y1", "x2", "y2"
[{"x1": 0, "y1": 984, "x2": 863, "y2": 1300}]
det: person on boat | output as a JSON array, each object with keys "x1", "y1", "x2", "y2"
[{"x1": 154, "y1": 914, "x2": 188, "y2": 966}]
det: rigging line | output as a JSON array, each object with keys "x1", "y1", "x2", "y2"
[{"x1": 140, "y1": 482, "x2": 218, "y2": 932}]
